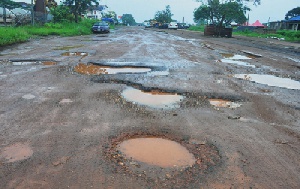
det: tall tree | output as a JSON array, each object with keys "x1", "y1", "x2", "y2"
[
  {"x1": 63, "y1": 0, "x2": 99, "y2": 23},
  {"x1": 285, "y1": 7, "x2": 300, "y2": 20},
  {"x1": 154, "y1": 5, "x2": 173, "y2": 24},
  {"x1": 122, "y1": 14, "x2": 136, "y2": 26},
  {"x1": 194, "y1": 0, "x2": 253, "y2": 26}
]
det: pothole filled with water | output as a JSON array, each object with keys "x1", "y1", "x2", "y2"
[
  {"x1": 220, "y1": 53, "x2": 255, "y2": 68},
  {"x1": 118, "y1": 137, "x2": 196, "y2": 168},
  {"x1": 121, "y1": 87, "x2": 184, "y2": 109},
  {"x1": 61, "y1": 52, "x2": 88, "y2": 56},
  {"x1": 104, "y1": 132, "x2": 221, "y2": 187},
  {"x1": 12, "y1": 61, "x2": 37, "y2": 66},
  {"x1": 209, "y1": 99, "x2": 241, "y2": 108},
  {"x1": 42, "y1": 61, "x2": 57, "y2": 66},
  {"x1": 234, "y1": 74, "x2": 300, "y2": 90},
  {"x1": 74, "y1": 63, "x2": 151, "y2": 75}
]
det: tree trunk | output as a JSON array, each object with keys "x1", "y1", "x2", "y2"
[{"x1": 3, "y1": 6, "x2": 6, "y2": 26}]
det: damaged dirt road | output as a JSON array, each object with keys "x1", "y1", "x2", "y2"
[{"x1": 0, "y1": 26, "x2": 300, "y2": 188}]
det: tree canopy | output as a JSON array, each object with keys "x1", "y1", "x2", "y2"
[
  {"x1": 154, "y1": 5, "x2": 173, "y2": 24},
  {"x1": 0, "y1": 0, "x2": 21, "y2": 10},
  {"x1": 122, "y1": 14, "x2": 136, "y2": 26},
  {"x1": 194, "y1": 0, "x2": 253, "y2": 26},
  {"x1": 62, "y1": 0, "x2": 99, "y2": 23},
  {"x1": 285, "y1": 7, "x2": 300, "y2": 20}
]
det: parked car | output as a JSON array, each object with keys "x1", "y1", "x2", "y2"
[
  {"x1": 168, "y1": 22, "x2": 178, "y2": 30},
  {"x1": 177, "y1": 23, "x2": 190, "y2": 29},
  {"x1": 159, "y1": 23, "x2": 168, "y2": 29},
  {"x1": 91, "y1": 22, "x2": 110, "y2": 33}
]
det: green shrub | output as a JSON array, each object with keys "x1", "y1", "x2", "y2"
[{"x1": 0, "y1": 27, "x2": 30, "y2": 46}]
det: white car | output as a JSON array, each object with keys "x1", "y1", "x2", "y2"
[{"x1": 168, "y1": 22, "x2": 178, "y2": 30}]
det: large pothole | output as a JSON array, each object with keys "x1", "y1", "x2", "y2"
[
  {"x1": 121, "y1": 87, "x2": 184, "y2": 109},
  {"x1": 104, "y1": 131, "x2": 221, "y2": 187},
  {"x1": 118, "y1": 137, "x2": 196, "y2": 168},
  {"x1": 74, "y1": 63, "x2": 151, "y2": 75},
  {"x1": 234, "y1": 74, "x2": 300, "y2": 90}
]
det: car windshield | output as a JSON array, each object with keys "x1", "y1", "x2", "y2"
[{"x1": 94, "y1": 22, "x2": 108, "y2": 26}]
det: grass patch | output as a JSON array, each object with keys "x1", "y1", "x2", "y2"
[
  {"x1": 234, "y1": 30, "x2": 300, "y2": 42},
  {"x1": 187, "y1": 25, "x2": 205, "y2": 32},
  {"x1": 0, "y1": 27, "x2": 30, "y2": 46},
  {"x1": 0, "y1": 19, "x2": 112, "y2": 46}
]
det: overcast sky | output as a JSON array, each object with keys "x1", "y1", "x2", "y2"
[{"x1": 14, "y1": 0, "x2": 299, "y2": 24}]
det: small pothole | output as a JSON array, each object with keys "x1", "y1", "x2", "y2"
[
  {"x1": 209, "y1": 99, "x2": 241, "y2": 108},
  {"x1": 42, "y1": 61, "x2": 57, "y2": 66},
  {"x1": 61, "y1": 52, "x2": 88, "y2": 56}
]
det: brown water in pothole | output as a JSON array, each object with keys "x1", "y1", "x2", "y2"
[
  {"x1": 74, "y1": 63, "x2": 151, "y2": 75},
  {"x1": 42, "y1": 61, "x2": 57, "y2": 65},
  {"x1": 1, "y1": 142, "x2": 33, "y2": 162},
  {"x1": 118, "y1": 137, "x2": 196, "y2": 168},
  {"x1": 209, "y1": 99, "x2": 241, "y2": 108},
  {"x1": 234, "y1": 74, "x2": 300, "y2": 90},
  {"x1": 121, "y1": 87, "x2": 184, "y2": 108},
  {"x1": 61, "y1": 52, "x2": 88, "y2": 56}
]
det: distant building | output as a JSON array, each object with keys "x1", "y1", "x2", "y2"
[
  {"x1": 86, "y1": 5, "x2": 108, "y2": 20},
  {"x1": 269, "y1": 16, "x2": 300, "y2": 31}
]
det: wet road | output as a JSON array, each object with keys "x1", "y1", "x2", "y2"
[{"x1": 0, "y1": 26, "x2": 300, "y2": 188}]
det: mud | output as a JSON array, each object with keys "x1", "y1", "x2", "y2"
[{"x1": 0, "y1": 27, "x2": 299, "y2": 188}]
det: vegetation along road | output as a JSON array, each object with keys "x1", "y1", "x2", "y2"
[{"x1": 0, "y1": 26, "x2": 300, "y2": 188}]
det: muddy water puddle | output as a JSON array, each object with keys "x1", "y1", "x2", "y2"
[
  {"x1": 118, "y1": 137, "x2": 195, "y2": 168},
  {"x1": 121, "y1": 87, "x2": 184, "y2": 109},
  {"x1": 42, "y1": 61, "x2": 57, "y2": 65},
  {"x1": 220, "y1": 53, "x2": 255, "y2": 68},
  {"x1": 234, "y1": 74, "x2": 300, "y2": 90},
  {"x1": 1, "y1": 142, "x2": 33, "y2": 163},
  {"x1": 61, "y1": 52, "x2": 88, "y2": 56},
  {"x1": 209, "y1": 99, "x2": 241, "y2": 108},
  {"x1": 74, "y1": 63, "x2": 151, "y2": 75}
]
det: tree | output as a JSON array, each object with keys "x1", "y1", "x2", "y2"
[
  {"x1": 154, "y1": 5, "x2": 173, "y2": 24},
  {"x1": 0, "y1": 0, "x2": 21, "y2": 25},
  {"x1": 194, "y1": 0, "x2": 251, "y2": 26},
  {"x1": 103, "y1": 11, "x2": 117, "y2": 22},
  {"x1": 285, "y1": 7, "x2": 300, "y2": 20},
  {"x1": 122, "y1": 14, "x2": 136, "y2": 26},
  {"x1": 63, "y1": 0, "x2": 99, "y2": 23},
  {"x1": 50, "y1": 5, "x2": 74, "y2": 23}
]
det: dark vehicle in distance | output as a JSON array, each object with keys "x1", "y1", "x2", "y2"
[
  {"x1": 92, "y1": 22, "x2": 110, "y2": 33},
  {"x1": 178, "y1": 23, "x2": 190, "y2": 29}
]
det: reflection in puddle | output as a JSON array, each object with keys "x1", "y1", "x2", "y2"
[
  {"x1": 121, "y1": 87, "x2": 184, "y2": 108},
  {"x1": 221, "y1": 59, "x2": 255, "y2": 68},
  {"x1": 61, "y1": 52, "x2": 88, "y2": 56},
  {"x1": 42, "y1": 61, "x2": 57, "y2": 66},
  {"x1": 12, "y1": 62, "x2": 36, "y2": 66},
  {"x1": 220, "y1": 53, "x2": 255, "y2": 68},
  {"x1": 118, "y1": 137, "x2": 196, "y2": 168},
  {"x1": 74, "y1": 63, "x2": 151, "y2": 75},
  {"x1": 209, "y1": 99, "x2": 241, "y2": 108},
  {"x1": 221, "y1": 53, "x2": 252, "y2": 60},
  {"x1": 1, "y1": 142, "x2": 33, "y2": 163},
  {"x1": 234, "y1": 74, "x2": 300, "y2": 90}
]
